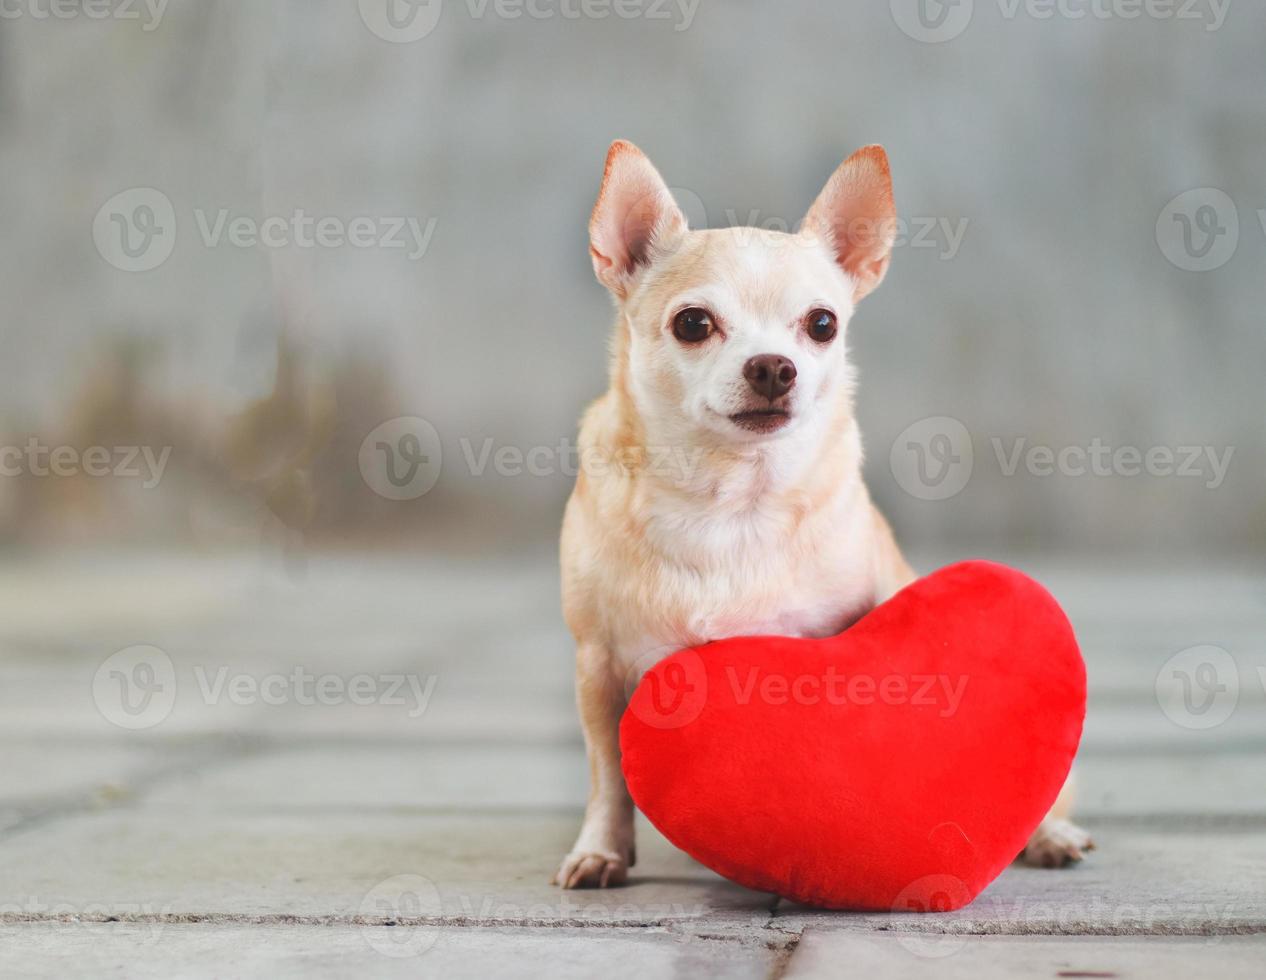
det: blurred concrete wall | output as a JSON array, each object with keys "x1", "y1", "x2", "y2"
[{"x1": 0, "y1": 0, "x2": 1262, "y2": 555}]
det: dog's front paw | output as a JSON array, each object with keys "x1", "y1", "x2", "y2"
[
  {"x1": 552, "y1": 849, "x2": 631, "y2": 889},
  {"x1": 1021, "y1": 818, "x2": 1095, "y2": 868}
]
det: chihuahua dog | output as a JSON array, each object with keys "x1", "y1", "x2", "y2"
[{"x1": 553, "y1": 141, "x2": 1092, "y2": 889}]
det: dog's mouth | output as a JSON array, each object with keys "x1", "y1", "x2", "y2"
[{"x1": 728, "y1": 407, "x2": 792, "y2": 433}]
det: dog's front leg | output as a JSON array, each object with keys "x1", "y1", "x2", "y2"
[
  {"x1": 553, "y1": 644, "x2": 635, "y2": 888},
  {"x1": 1020, "y1": 772, "x2": 1095, "y2": 867}
]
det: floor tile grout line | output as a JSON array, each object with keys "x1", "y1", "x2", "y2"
[
  {"x1": 2, "y1": 912, "x2": 1264, "y2": 938},
  {"x1": 765, "y1": 932, "x2": 802, "y2": 980},
  {"x1": 0, "y1": 912, "x2": 767, "y2": 930},
  {"x1": 12, "y1": 800, "x2": 1266, "y2": 831}
]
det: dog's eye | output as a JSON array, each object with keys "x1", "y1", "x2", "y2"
[
  {"x1": 806, "y1": 309, "x2": 838, "y2": 344},
  {"x1": 672, "y1": 307, "x2": 715, "y2": 344}
]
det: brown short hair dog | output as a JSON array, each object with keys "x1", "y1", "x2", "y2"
[{"x1": 554, "y1": 142, "x2": 1090, "y2": 888}]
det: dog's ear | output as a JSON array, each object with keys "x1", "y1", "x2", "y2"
[
  {"x1": 802, "y1": 145, "x2": 897, "y2": 303},
  {"x1": 589, "y1": 140, "x2": 686, "y2": 298}
]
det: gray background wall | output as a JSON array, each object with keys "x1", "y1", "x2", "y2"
[{"x1": 0, "y1": 0, "x2": 1261, "y2": 557}]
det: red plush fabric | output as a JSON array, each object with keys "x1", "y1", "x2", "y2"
[{"x1": 620, "y1": 560, "x2": 1085, "y2": 912}]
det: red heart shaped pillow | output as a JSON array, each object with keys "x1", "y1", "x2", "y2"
[{"x1": 621, "y1": 560, "x2": 1085, "y2": 911}]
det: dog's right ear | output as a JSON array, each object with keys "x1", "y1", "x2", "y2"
[
  {"x1": 589, "y1": 141, "x2": 686, "y2": 298},
  {"x1": 802, "y1": 145, "x2": 897, "y2": 304}
]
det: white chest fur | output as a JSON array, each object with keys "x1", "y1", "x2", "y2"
[{"x1": 601, "y1": 479, "x2": 879, "y2": 681}]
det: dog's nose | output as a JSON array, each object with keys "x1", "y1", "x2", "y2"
[{"x1": 743, "y1": 354, "x2": 797, "y2": 400}]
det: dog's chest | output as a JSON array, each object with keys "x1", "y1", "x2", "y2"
[{"x1": 609, "y1": 501, "x2": 876, "y2": 679}]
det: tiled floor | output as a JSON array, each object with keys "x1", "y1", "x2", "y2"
[{"x1": 0, "y1": 552, "x2": 1262, "y2": 977}]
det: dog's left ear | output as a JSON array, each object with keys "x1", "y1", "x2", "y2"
[
  {"x1": 802, "y1": 145, "x2": 897, "y2": 303},
  {"x1": 589, "y1": 140, "x2": 686, "y2": 298}
]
